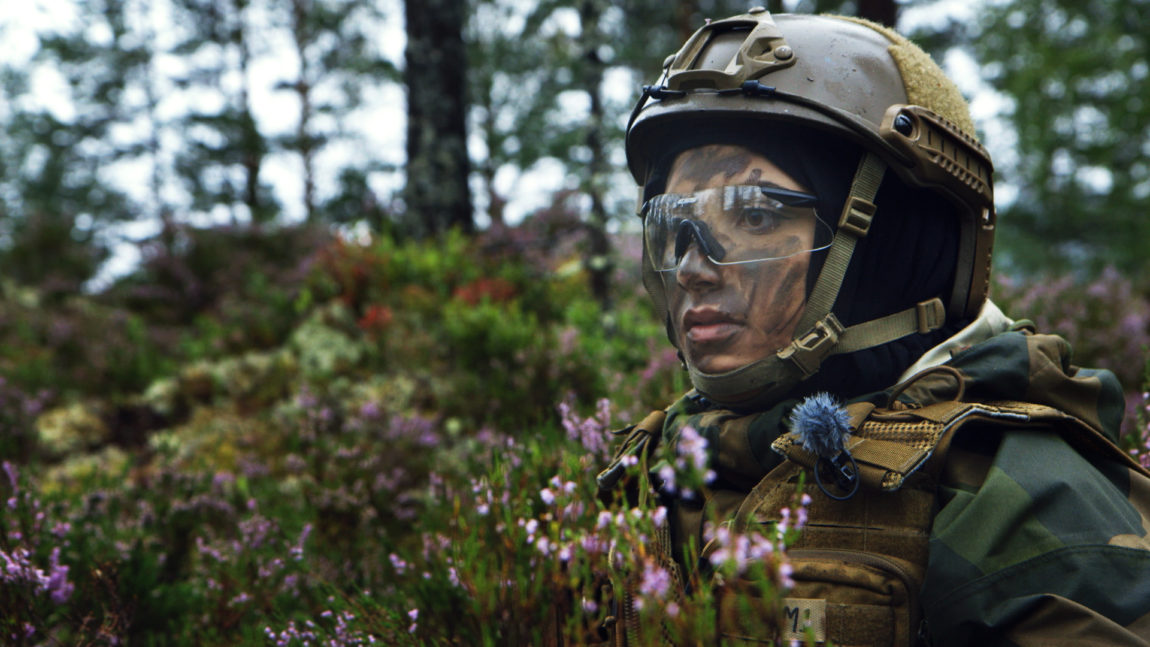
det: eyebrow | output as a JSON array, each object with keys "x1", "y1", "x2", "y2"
[{"x1": 754, "y1": 180, "x2": 810, "y2": 193}]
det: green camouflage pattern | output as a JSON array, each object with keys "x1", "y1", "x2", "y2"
[
  {"x1": 657, "y1": 327, "x2": 1150, "y2": 645},
  {"x1": 917, "y1": 331, "x2": 1150, "y2": 646}
]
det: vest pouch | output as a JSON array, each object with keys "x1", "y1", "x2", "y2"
[
  {"x1": 717, "y1": 547, "x2": 923, "y2": 646},
  {"x1": 756, "y1": 548, "x2": 923, "y2": 647}
]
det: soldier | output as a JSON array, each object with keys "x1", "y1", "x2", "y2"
[{"x1": 599, "y1": 8, "x2": 1150, "y2": 646}]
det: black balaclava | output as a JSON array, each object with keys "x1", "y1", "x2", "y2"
[{"x1": 643, "y1": 121, "x2": 967, "y2": 404}]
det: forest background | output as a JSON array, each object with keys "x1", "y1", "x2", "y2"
[{"x1": 2, "y1": 0, "x2": 1149, "y2": 644}]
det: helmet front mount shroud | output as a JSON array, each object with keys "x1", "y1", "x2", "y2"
[{"x1": 627, "y1": 9, "x2": 993, "y2": 408}]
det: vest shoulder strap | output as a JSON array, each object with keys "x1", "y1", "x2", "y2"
[
  {"x1": 771, "y1": 399, "x2": 1147, "y2": 493},
  {"x1": 596, "y1": 408, "x2": 667, "y2": 507}
]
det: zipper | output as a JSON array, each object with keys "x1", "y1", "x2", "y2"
[{"x1": 786, "y1": 548, "x2": 923, "y2": 647}]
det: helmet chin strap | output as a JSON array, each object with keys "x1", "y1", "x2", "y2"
[
  {"x1": 681, "y1": 153, "x2": 949, "y2": 407},
  {"x1": 688, "y1": 353, "x2": 806, "y2": 410}
]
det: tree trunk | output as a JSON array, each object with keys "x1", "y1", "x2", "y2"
[
  {"x1": 858, "y1": 0, "x2": 898, "y2": 27},
  {"x1": 291, "y1": 0, "x2": 317, "y2": 222},
  {"x1": 403, "y1": 0, "x2": 473, "y2": 237},
  {"x1": 477, "y1": 87, "x2": 505, "y2": 228},
  {"x1": 580, "y1": 0, "x2": 612, "y2": 310},
  {"x1": 675, "y1": 2, "x2": 698, "y2": 43},
  {"x1": 233, "y1": 0, "x2": 267, "y2": 224}
]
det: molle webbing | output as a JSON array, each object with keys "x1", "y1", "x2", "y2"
[
  {"x1": 597, "y1": 408, "x2": 667, "y2": 508},
  {"x1": 597, "y1": 408, "x2": 681, "y2": 647},
  {"x1": 719, "y1": 398, "x2": 1150, "y2": 647},
  {"x1": 770, "y1": 399, "x2": 1150, "y2": 493}
]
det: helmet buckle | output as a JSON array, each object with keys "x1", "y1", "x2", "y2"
[
  {"x1": 779, "y1": 314, "x2": 845, "y2": 378},
  {"x1": 838, "y1": 196, "x2": 876, "y2": 238}
]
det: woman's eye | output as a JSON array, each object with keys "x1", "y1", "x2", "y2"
[{"x1": 740, "y1": 208, "x2": 777, "y2": 232}]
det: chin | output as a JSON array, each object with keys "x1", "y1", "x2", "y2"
[{"x1": 687, "y1": 353, "x2": 748, "y2": 375}]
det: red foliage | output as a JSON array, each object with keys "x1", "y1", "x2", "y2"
[
  {"x1": 358, "y1": 304, "x2": 394, "y2": 334},
  {"x1": 452, "y1": 277, "x2": 517, "y2": 306},
  {"x1": 316, "y1": 239, "x2": 382, "y2": 310}
]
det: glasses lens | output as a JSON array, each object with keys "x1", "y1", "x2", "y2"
[{"x1": 643, "y1": 185, "x2": 832, "y2": 272}]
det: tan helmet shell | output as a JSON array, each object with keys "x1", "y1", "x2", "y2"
[{"x1": 626, "y1": 10, "x2": 996, "y2": 321}]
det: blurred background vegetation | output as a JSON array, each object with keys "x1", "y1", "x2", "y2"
[{"x1": 1, "y1": 0, "x2": 1149, "y2": 644}]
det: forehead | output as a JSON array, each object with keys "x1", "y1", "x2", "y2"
[{"x1": 665, "y1": 144, "x2": 806, "y2": 194}]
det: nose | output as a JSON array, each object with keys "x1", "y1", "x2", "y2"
[{"x1": 675, "y1": 243, "x2": 722, "y2": 292}]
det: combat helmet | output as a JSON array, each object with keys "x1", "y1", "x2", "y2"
[{"x1": 627, "y1": 9, "x2": 996, "y2": 407}]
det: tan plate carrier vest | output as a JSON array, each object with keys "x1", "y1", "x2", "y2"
[{"x1": 600, "y1": 398, "x2": 1144, "y2": 647}]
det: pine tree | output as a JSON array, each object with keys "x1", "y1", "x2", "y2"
[
  {"x1": 272, "y1": 0, "x2": 399, "y2": 225},
  {"x1": 403, "y1": 0, "x2": 473, "y2": 237},
  {"x1": 0, "y1": 0, "x2": 146, "y2": 294},
  {"x1": 973, "y1": 0, "x2": 1150, "y2": 276},
  {"x1": 169, "y1": 0, "x2": 279, "y2": 225}
]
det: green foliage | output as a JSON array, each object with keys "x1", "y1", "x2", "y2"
[
  {"x1": 0, "y1": 288, "x2": 176, "y2": 399},
  {"x1": 107, "y1": 222, "x2": 330, "y2": 358},
  {"x1": 296, "y1": 226, "x2": 673, "y2": 427},
  {"x1": 4, "y1": 0, "x2": 1150, "y2": 642},
  {"x1": 1, "y1": 212, "x2": 1148, "y2": 644},
  {"x1": 973, "y1": 0, "x2": 1150, "y2": 276},
  {"x1": 0, "y1": 0, "x2": 149, "y2": 292}
]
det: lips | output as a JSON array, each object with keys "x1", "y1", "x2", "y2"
[{"x1": 683, "y1": 307, "x2": 743, "y2": 344}]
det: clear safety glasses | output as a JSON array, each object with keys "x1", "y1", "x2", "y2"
[{"x1": 642, "y1": 184, "x2": 833, "y2": 272}]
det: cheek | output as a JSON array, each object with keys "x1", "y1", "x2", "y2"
[
  {"x1": 744, "y1": 258, "x2": 808, "y2": 335},
  {"x1": 772, "y1": 233, "x2": 811, "y2": 258},
  {"x1": 662, "y1": 274, "x2": 687, "y2": 332}
]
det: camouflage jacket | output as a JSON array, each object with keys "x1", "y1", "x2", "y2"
[{"x1": 642, "y1": 302, "x2": 1150, "y2": 646}]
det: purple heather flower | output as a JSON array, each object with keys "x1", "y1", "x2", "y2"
[
  {"x1": 290, "y1": 523, "x2": 312, "y2": 562},
  {"x1": 652, "y1": 506, "x2": 667, "y2": 527},
  {"x1": 777, "y1": 507, "x2": 791, "y2": 539},
  {"x1": 295, "y1": 387, "x2": 319, "y2": 410},
  {"x1": 677, "y1": 425, "x2": 708, "y2": 472},
  {"x1": 239, "y1": 514, "x2": 275, "y2": 549},
  {"x1": 196, "y1": 537, "x2": 226, "y2": 563},
  {"x1": 779, "y1": 561, "x2": 795, "y2": 588},
  {"x1": 657, "y1": 464, "x2": 676, "y2": 494},
  {"x1": 359, "y1": 401, "x2": 382, "y2": 419},
  {"x1": 46, "y1": 548, "x2": 73, "y2": 604},
  {"x1": 1, "y1": 547, "x2": 42, "y2": 588},
  {"x1": 2, "y1": 461, "x2": 16, "y2": 491},
  {"x1": 51, "y1": 521, "x2": 71, "y2": 540},
  {"x1": 211, "y1": 471, "x2": 235, "y2": 491},
  {"x1": 638, "y1": 562, "x2": 671, "y2": 599},
  {"x1": 258, "y1": 558, "x2": 285, "y2": 579},
  {"x1": 557, "y1": 397, "x2": 612, "y2": 457}
]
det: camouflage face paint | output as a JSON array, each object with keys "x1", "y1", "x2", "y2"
[
  {"x1": 663, "y1": 144, "x2": 814, "y2": 374},
  {"x1": 672, "y1": 146, "x2": 753, "y2": 191}
]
